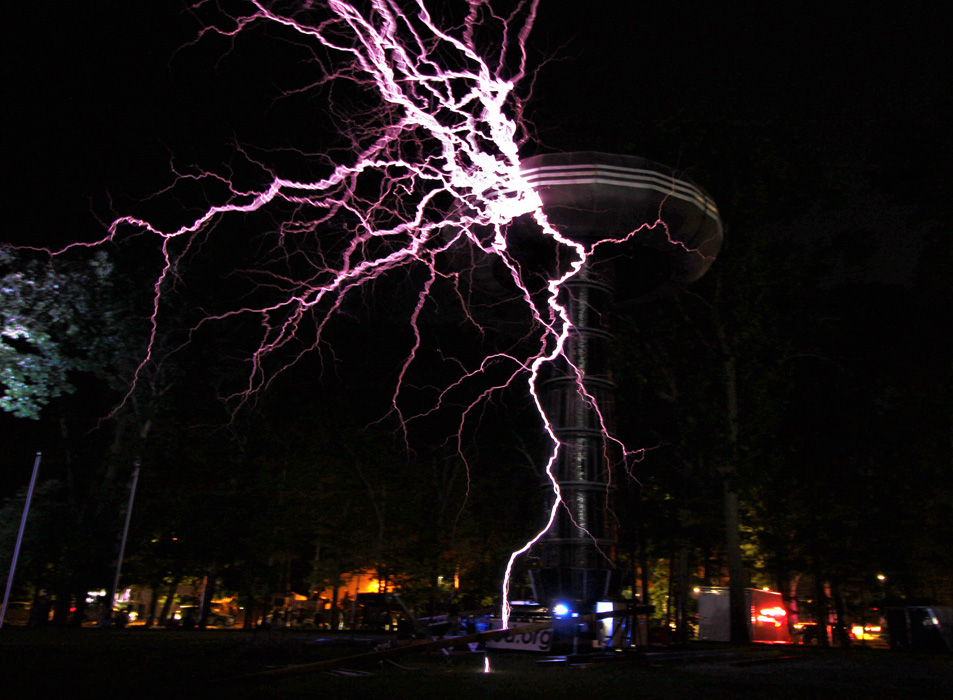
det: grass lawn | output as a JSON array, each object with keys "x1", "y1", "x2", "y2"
[{"x1": 1, "y1": 628, "x2": 951, "y2": 700}]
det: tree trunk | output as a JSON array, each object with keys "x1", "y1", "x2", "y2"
[
  {"x1": 781, "y1": 573, "x2": 800, "y2": 636},
  {"x1": 674, "y1": 546, "x2": 690, "y2": 645},
  {"x1": 812, "y1": 574, "x2": 829, "y2": 647},
  {"x1": 724, "y1": 481, "x2": 749, "y2": 642},
  {"x1": 712, "y1": 287, "x2": 748, "y2": 644},
  {"x1": 145, "y1": 580, "x2": 161, "y2": 627},
  {"x1": 199, "y1": 566, "x2": 217, "y2": 629},
  {"x1": 330, "y1": 559, "x2": 341, "y2": 630},
  {"x1": 70, "y1": 588, "x2": 88, "y2": 627},
  {"x1": 831, "y1": 579, "x2": 851, "y2": 647},
  {"x1": 51, "y1": 588, "x2": 72, "y2": 627},
  {"x1": 665, "y1": 553, "x2": 675, "y2": 630},
  {"x1": 638, "y1": 502, "x2": 651, "y2": 607},
  {"x1": 158, "y1": 576, "x2": 180, "y2": 626},
  {"x1": 242, "y1": 597, "x2": 258, "y2": 630}
]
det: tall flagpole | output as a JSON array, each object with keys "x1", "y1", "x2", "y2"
[
  {"x1": 1, "y1": 452, "x2": 42, "y2": 630},
  {"x1": 104, "y1": 461, "x2": 140, "y2": 626}
]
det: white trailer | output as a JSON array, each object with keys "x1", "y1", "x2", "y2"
[{"x1": 697, "y1": 587, "x2": 791, "y2": 643}]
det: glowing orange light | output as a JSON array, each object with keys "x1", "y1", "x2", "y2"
[
  {"x1": 851, "y1": 625, "x2": 883, "y2": 640},
  {"x1": 756, "y1": 606, "x2": 787, "y2": 627}
]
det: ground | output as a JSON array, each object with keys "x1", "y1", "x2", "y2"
[{"x1": 1, "y1": 629, "x2": 951, "y2": 700}]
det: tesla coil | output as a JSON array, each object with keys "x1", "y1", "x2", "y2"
[{"x1": 521, "y1": 152, "x2": 723, "y2": 611}]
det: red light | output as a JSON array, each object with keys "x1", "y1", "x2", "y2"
[{"x1": 756, "y1": 606, "x2": 787, "y2": 627}]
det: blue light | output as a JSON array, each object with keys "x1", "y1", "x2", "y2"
[{"x1": 553, "y1": 602, "x2": 570, "y2": 617}]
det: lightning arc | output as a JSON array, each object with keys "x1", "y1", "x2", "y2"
[{"x1": 48, "y1": 0, "x2": 719, "y2": 629}]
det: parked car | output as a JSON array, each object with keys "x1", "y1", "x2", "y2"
[
  {"x1": 795, "y1": 622, "x2": 856, "y2": 645},
  {"x1": 2, "y1": 601, "x2": 32, "y2": 626},
  {"x1": 172, "y1": 604, "x2": 235, "y2": 628}
]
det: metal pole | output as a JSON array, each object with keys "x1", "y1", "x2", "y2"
[
  {"x1": 1, "y1": 452, "x2": 42, "y2": 630},
  {"x1": 105, "y1": 462, "x2": 140, "y2": 625}
]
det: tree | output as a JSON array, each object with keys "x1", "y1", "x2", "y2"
[{"x1": 0, "y1": 249, "x2": 116, "y2": 419}]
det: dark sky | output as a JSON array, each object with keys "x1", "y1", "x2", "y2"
[
  {"x1": 2, "y1": 1, "x2": 950, "y2": 475},
  {"x1": 3, "y1": 1, "x2": 949, "y2": 248},
  {"x1": 528, "y1": 4, "x2": 951, "y2": 288}
]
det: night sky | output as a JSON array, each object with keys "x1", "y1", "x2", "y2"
[
  {"x1": 2, "y1": 2, "x2": 950, "y2": 493},
  {"x1": 4, "y1": 2, "x2": 950, "y2": 261}
]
